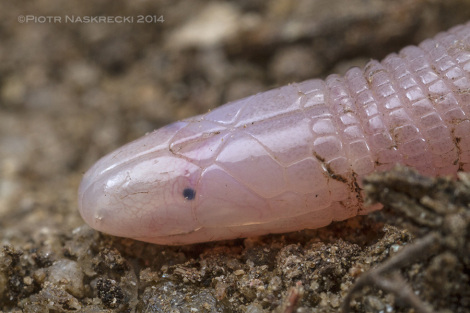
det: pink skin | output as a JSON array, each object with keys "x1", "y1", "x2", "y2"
[{"x1": 78, "y1": 22, "x2": 470, "y2": 245}]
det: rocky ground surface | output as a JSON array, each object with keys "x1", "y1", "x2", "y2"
[{"x1": 0, "y1": 0, "x2": 469, "y2": 312}]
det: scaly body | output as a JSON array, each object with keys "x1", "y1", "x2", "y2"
[{"x1": 79, "y1": 22, "x2": 470, "y2": 245}]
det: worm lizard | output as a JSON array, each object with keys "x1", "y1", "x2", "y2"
[{"x1": 78, "y1": 22, "x2": 470, "y2": 245}]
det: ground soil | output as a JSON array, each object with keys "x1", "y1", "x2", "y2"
[{"x1": 0, "y1": 1, "x2": 469, "y2": 312}]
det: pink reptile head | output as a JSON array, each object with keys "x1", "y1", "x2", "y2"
[
  {"x1": 78, "y1": 122, "x2": 205, "y2": 243},
  {"x1": 79, "y1": 22, "x2": 470, "y2": 245}
]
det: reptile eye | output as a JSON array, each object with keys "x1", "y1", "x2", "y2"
[{"x1": 183, "y1": 188, "x2": 196, "y2": 200}]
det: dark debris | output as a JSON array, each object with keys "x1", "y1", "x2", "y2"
[
  {"x1": 97, "y1": 278, "x2": 125, "y2": 309},
  {"x1": 343, "y1": 166, "x2": 470, "y2": 313}
]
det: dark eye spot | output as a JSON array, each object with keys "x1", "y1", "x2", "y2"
[{"x1": 183, "y1": 188, "x2": 196, "y2": 200}]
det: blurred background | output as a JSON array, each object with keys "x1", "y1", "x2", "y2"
[
  {"x1": 0, "y1": 0, "x2": 469, "y2": 273},
  {"x1": 0, "y1": 0, "x2": 470, "y2": 311}
]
